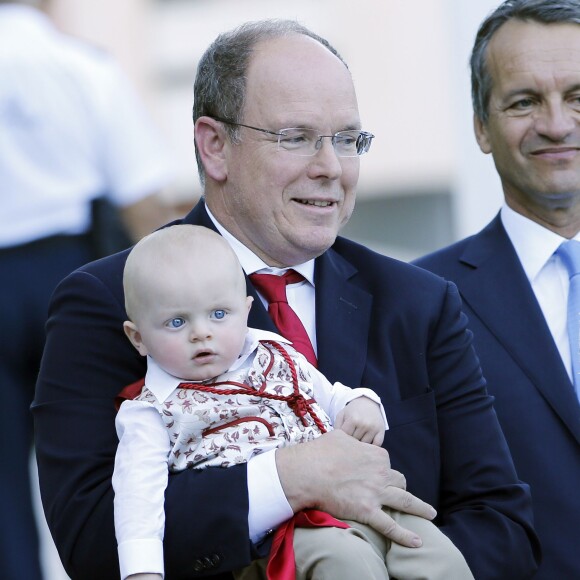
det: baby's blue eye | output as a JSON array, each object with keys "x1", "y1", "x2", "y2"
[
  {"x1": 168, "y1": 318, "x2": 185, "y2": 328},
  {"x1": 213, "y1": 309, "x2": 226, "y2": 320}
]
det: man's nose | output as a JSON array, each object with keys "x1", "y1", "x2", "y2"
[
  {"x1": 535, "y1": 101, "x2": 576, "y2": 141},
  {"x1": 309, "y1": 136, "x2": 343, "y2": 178}
]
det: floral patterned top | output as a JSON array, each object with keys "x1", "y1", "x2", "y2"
[{"x1": 135, "y1": 339, "x2": 333, "y2": 471}]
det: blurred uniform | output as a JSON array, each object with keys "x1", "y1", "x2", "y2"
[{"x1": 0, "y1": 3, "x2": 173, "y2": 578}]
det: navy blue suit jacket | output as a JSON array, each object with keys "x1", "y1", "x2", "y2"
[
  {"x1": 33, "y1": 202, "x2": 539, "y2": 579},
  {"x1": 415, "y1": 213, "x2": 580, "y2": 579}
]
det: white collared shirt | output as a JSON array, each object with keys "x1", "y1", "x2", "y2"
[{"x1": 501, "y1": 204, "x2": 580, "y2": 381}]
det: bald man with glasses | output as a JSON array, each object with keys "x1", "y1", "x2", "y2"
[{"x1": 34, "y1": 19, "x2": 539, "y2": 580}]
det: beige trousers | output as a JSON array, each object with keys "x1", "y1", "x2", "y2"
[{"x1": 234, "y1": 509, "x2": 474, "y2": 580}]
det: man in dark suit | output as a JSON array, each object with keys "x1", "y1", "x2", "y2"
[
  {"x1": 415, "y1": 1, "x2": 580, "y2": 578},
  {"x1": 33, "y1": 19, "x2": 538, "y2": 580}
]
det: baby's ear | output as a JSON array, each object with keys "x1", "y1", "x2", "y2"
[
  {"x1": 123, "y1": 320, "x2": 148, "y2": 356},
  {"x1": 246, "y1": 295, "x2": 254, "y2": 315}
]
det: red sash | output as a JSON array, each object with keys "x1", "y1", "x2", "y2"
[{"x1": 266, "y1": 509, "x2": 350, "y2": 580}]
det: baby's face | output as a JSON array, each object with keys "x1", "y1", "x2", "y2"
[{"x1": 132, "y1": 262, "x2": 252, "y2": 381}]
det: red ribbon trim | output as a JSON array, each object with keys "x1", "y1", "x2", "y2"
[{"x1": 266, "y1": 509, "x2": 350, "y2": 580}]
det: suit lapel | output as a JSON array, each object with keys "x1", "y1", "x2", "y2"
[
  {"x1": 247, "y1": 286, "x2": 279, "y2": 333},
  {"x1": 314, "y1": 248, "x2": 372, "y2": 387},
  {"x1": 458, "y1": 216, "x2": 580, "y2": 444},
  {"x1": 245, "y1": 245, "x2": 374, "y2": 385}
]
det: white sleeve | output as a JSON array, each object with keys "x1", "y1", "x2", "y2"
[
  {"x1": 247, "y1": 450, "x2": 294, "y2": 543},
  {"x1": 308, "y1": 364, "x2": 389, "y2": 430},
  {"x1": 113, "y1": 400, "x2": 171, "y2": 579}
]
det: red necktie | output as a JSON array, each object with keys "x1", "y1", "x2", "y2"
[{"x1": 249, "y1": 270, "x2": 317, "y2": 367}]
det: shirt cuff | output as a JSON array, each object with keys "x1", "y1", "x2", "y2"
[
  {"x1": 247, "y1": 449, "x2": 293, "y2": 543},
  {"x1": 118, "y1": 538, "x2": 164, "y2": 579},
  {"x1": 344, "y1": 385, "x2": 389, "y2": 430}
]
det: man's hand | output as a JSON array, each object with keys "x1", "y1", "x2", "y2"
[
  {"x1": 334, "y1": 397, "x2": 385, "y2": 445},
  {"x1": 276, "y1": 430, "x2": 437, "y2": 548}
]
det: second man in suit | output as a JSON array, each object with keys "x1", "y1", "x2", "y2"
[{"x1": 416, "y1": 1, "x2": 580, "y2": 578}]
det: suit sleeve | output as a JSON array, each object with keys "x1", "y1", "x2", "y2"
[
  {"x1": 33, "y1": 268, "x2": 258, "y2": 579},
  {"x1": 426, "y1": 281, "x2": 539, "y2": 579}
]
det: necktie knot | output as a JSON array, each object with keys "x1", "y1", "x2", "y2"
[
  {"x1": 558, "y1": 239, "x2": 580, "y2": 279},
  {"x1": 249, "y1": 270, "x2": 305, "y2": 304}
]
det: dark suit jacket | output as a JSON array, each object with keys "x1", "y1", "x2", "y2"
[
  {"x1": 33, "y1": 202, "x2": 539, "y2": 580},
  {"x1": 415, "y1": 213, "x2": 580, "y2": 579}
]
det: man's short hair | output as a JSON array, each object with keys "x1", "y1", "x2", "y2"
[{"x1": 471, "y1": 0, "x2": 580, "y2": 122}]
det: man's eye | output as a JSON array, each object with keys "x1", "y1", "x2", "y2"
[
  {"x1": 336, "y1": 135, "x2": 356, "y2": 146},
  {"x1": 280, "y1": 136, "x2": 307, "y2": 144},
  {"x1": 279, "y1": 130, "x2": 310, "y2": 145},
  {"x1": 511, "y1": 98, "x2": 534, "y2": 110},
  {"x1": 212, "y1": 309, "x2": 226, "y2": 320},
  {"x1": 167, "y1": 318, "x2": 185, "y2": 328}
]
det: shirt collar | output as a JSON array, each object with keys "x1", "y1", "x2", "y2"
[
  {"x1": 205, "y1": 203, "x2": 315, "y2": 285},
  {"x1": 500, "y1": 204, "x2": 572, "y2": 283},
  {"x1": 144, "y1": 327, "x2": 288, "y2": 402}
]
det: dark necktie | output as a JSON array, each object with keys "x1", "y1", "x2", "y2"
[
  {"x1": 557, "y1": 239, "x2": 580, "y2": 400},
  {"x1": 249, "y1": 270, "x2": 317, "y2": 367}
]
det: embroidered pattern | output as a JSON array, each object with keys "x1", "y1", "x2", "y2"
[{"x1": 136, "y1": 341, "x2": 332, "y2": 471}]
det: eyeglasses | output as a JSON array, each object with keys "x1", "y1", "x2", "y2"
[{"x1": 212, "y1": 116, "x2": 374, "y2": 157}]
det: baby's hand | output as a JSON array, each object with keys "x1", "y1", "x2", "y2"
[{"x1": 334, "y1": 397, "x2": 385, "y2": 446}]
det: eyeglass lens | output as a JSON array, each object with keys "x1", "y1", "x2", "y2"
[{"x1": 277, "y1": 128, "x2": 373, "y2": 157}]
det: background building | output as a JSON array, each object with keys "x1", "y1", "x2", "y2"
[{"x1": 38, "y1": 0, "x2": 502, "y2": 576}]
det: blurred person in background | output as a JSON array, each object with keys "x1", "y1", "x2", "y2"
[
  {"x1": 415, "y1": 0, "x2": 580, "y2": 577},
  {"x1": 0, "y1": 0, "x2": 174, "y2": 578}
]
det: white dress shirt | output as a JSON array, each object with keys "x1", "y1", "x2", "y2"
[
  {"x1": 0, "y1": 5, "x2": 173, "y2": 246},
  {"x1": 113, "y1": 328, "x2": 387, "y2": 579},
  {"x1": 501, "y1": 204, "x2": 580, "y2": 381}
]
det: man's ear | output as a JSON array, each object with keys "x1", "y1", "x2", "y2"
[
  {"x1": 473, "y1": 113, "x2": 492, "y2": 154},
  {"x1": 123, "y1": 320, "x2": 149, "y2": 356},
  {"x1": 195, "y1": 116, "x2": 228, "y2": 182}
]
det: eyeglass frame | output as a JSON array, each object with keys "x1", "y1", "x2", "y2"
[{"x1": 210, "y1": 116, "x2": 374, "y2": 157}]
